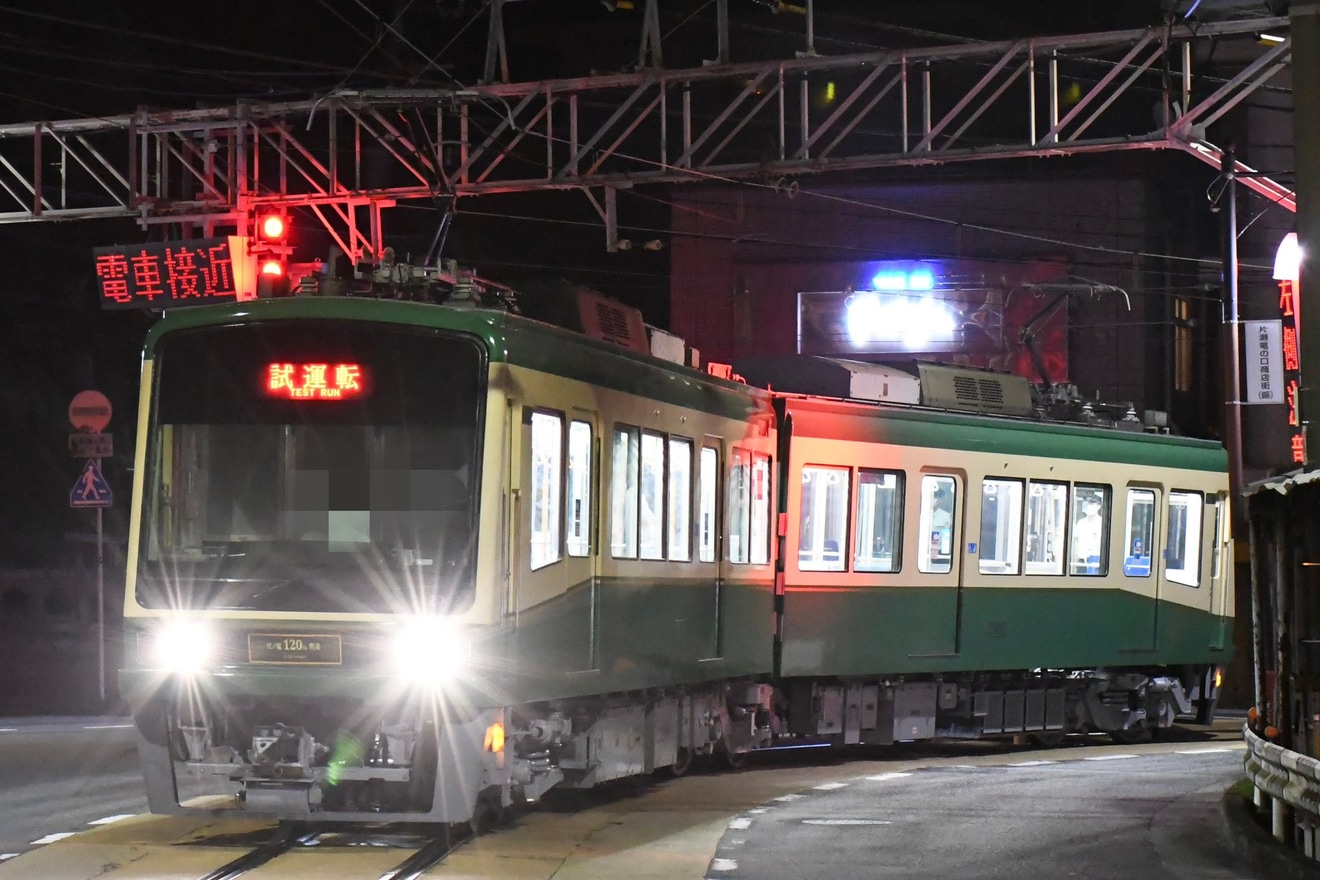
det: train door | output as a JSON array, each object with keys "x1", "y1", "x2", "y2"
[
  {"x1": 1207, "y1": 493, "x2": 1231, "y2": 649},
  {"x1": 698, "y1": 439, "x2": 723, "y2": 658},
  {"x1": 916, "y1": 472, "x2": 963, "y2": 655},
  {"x1": 1120, "y1": 485, "x2": 1160, "y2": 649},
  {"x1": 1159, "y1": 489, "x2": 1214, "y2": 644},
  {"x1": 512, "y1": 406, "x2": 596, "y2": 673}
]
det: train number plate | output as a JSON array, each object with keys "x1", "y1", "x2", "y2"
[{"x1": 248, "y1": 633, "x2": 342, "y2": 665}]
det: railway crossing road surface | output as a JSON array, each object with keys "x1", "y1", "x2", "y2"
[{"x1": 0, "y1": 720, "x2": 1250, "y2": 880}]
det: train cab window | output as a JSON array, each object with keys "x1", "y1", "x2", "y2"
[
  {"x1": 750, "y1": 453, "x2": 773, "y2": 565},
  {"x1": 529, "y1": 411, "x2": 563, "y2": 571},
  {"x1": 668, "y1": 437, "x2": 693, "y2": 562},
  {"x1": 1068, "y1": 484, "x2": 1110, "y2": 576},
  {"x1": 1122, "y1": 489, "x2": 1156, "y2": 577},
  {"x1": 639, "y1": 432, "x2": 665, "y2": 559},
  {"x1": 917, "y1": 475, "x2": 956, "y2": 574},
  {"x1": 698, "y1": 447, "x2": 719, "y2": 563},
  {"x1": 1024, "y1": 481, "x2": 1068, "y2": 576},
  {"x1": 1165, "y1": 491, "x2": 1204, "y2": 587},
  {"x1": 978, "y1": 478, "x2": 1024, "y2": 575},
  {"x1": 610, "y1": 426, "x2": 640, "y2": 558},
  {"x1": 728, "y1": 448, "x2": 751, "y2": 563},
  {"x1": 855, "y1": 469, "x2": 903, "y2": 573},
  {"x1": 566, "y1": 420, "x2": 592, "y2": 557},
  {"x1": 798, "y1": 465, "x2": 850, "y2": 571}
]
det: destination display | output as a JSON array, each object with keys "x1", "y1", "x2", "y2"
[
  {"x1": 93, "y1": 238, "x2": 238, "y2": 309},
  {"x1": 263, "y1": 362, "x2": 368, "y2": 401}
]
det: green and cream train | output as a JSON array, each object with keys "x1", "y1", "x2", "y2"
[{"x1": 119, "y1": 289, "x2": 1232, "y2": 826}]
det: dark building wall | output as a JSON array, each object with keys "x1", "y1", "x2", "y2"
[{"x1": 669, "y1": 173, "x2": 1177, "y2": 418}]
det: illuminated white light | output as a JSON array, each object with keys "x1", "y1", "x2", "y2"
[
  {"x1": 153, "y1": 620, "x2": 215, "y2": 674},
  {"x1": 847, "y1": 292, "x2": 956, "y2": 350},
  {"x1": 393, "y1": 618, "x2": 468, "y2": 686},
  {"x1": 1274, "y1": 232, "x2": 1301, "y2": 281}
]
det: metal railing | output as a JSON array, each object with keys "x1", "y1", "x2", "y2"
[{"x1": 1243, "y1": 723, "x2": 1320, "y2": 851}]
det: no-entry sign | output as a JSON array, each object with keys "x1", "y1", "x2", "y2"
[{"x1": 69, "y1": 390, "x2": 112, "y2": 433}]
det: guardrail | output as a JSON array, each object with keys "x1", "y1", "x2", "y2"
[{"x1": 1243, "y1": 723, "x2": 1320, "y2": 855}]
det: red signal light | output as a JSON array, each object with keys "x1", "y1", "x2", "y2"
[
  {"x1": 260, "y1": 214, "x2": 286, "y2": 241},
  {"x1": 260, "y1": 259, "x2": 285, "y2": 276}
]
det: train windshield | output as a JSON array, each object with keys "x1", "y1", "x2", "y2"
[{"x1": 135, "y1": 319, "x2": 486, "y2": 614}]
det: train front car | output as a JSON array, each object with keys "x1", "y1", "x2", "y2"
[{"x1": 120, "y1": 299, "x2": 505, "y2": 824}]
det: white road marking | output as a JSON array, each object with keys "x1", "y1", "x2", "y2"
[
  {"x1": 88, "y1": 814, "x2": 135, "y2": 826},
  {"x1": 710, "y1": 858, "x2": 739, "y2": 871},
  {"x1": 0, "y1": 854, "x2": 19, "y2": 861},
  {"x1": 1009, "y1": 760, "x2": 1058, "y2": 767},
  {"x1": 83, "y1": 724, "x2": 133, "y2": 731},
  {"x1": 813, "y1": 781, "x2": 849, "y2": 790},
  {"x1": 0, "y1": 729, "x2": 16, "y2": 733},
  {"x1": 29, "y1": 832, "x2": 76, "y2": 846},
  {"x1": 802, "y1": 818, "x2": 892, "y2": 826},
  {"x1": 1083, "y1": 754, "x2": 1140, "y2": 761},
  {"x1": 773, "y1": 793, "x2": 804, "y2": 802},
  {"x1": 728, "y1": 817, "x2": 753, "y2": 830},
  {"x1": 746, "y1": 808, "x2": 768, "y2": 814},
  {"x1": 1174, "y1": 747, "x2": 1239, "y2": 755},
  {"x1": 865, "y1": 771, "x2": 914, "y2": 781}
]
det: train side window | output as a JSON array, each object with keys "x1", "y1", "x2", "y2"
[
  {"x1": 751, "y1": 452, "x2": 773, "y2": 565},
  {"x1": 728, "y1": 448, "x2": 750, "y2": 563},
  {"x1": 798, "y1": 465, "x2": 850, "y2": 571},
  {"x1": 610, "y1": 425, "x2": 640, "y2": 558},
  {"x1": 1025, "y1": 481, "x2": 1068, "y2": 576},
  {"x1": 529, "y1": 411, "x2": 563, "y2": 570},
  {"x1": 855, "y1": 469, "x2": 902, "y2": 573},
  {"x1": 917, "y1": 475, "x2": 956, "y2": 574},
  {"x1": 1165, "y1": 491, "x2": 1204, "y2": 587},
  {"x1": 668, "y1": 437, "x2": 693, "y2": 562},
  {"x1": 979, "y1": 478, "x2": 1024, "y2": 575},
  {"x1": 566, "y1": 420, "x2": 592, "y2": 557},
  {"x1": 1122, "y1": 489, "x2": 1156, "y2": 577},
  {"x1": 639, "y1": 431, "x2": 665, "y2": 560},
  {"x1": 1068, "y1": 484, "x2": 1111, "y2": 576},
  {"x1": 698, "y1": 446, "x2": 719, "y2": 563}
]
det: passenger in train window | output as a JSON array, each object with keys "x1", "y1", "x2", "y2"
[{"x1": 1072, "y1": 498, "x2": 1104, "y2": 572}]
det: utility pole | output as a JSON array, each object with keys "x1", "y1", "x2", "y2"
[{"x1": 1221, "y1": 148, "x2": 1245, "y2": 500}]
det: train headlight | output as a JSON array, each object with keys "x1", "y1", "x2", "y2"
[
  {"x1": 152, "y1": 620, "x2": 215, "y2": 674},
  {"x1": 392, "y1": 618, "x2": 468, "y2": 686}
]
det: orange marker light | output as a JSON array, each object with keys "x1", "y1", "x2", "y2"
[
  {"x1": 260, "y1": 214, "x2": 286, "y2": 240},
  {"x1": 484, "y1": 721, "x2": 505, "y2": 753}
]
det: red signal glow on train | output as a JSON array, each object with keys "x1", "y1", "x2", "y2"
[{"x1": 264, "y1": 363, "x2": 367, "y2": 400}]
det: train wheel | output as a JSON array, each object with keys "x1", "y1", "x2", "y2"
[
  {"x1": 720, "y1": 744, "x2": 748, "y2": 770},
  {"x1": 468, "y1": 797, "x2": 504, "y2": 837},
  {"x1": 668, "y1": 747, "x2": 693, "y2": 777}
]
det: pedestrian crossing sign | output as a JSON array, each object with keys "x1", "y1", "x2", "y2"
[{"x1": 70, "y1": 458, "x2": 113, "y2": 508}]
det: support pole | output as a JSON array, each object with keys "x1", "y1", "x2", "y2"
[
  {"x1": 1221, "y1": 147, "x2": 1245, "y2": 500},
  {"x1": 97, "y1": 506, "x2": 105, "y2": 704}
]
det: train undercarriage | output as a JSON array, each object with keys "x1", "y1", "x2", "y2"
[{"x1": 131, "y1": 665, "x2": 1217, "y2": 826}]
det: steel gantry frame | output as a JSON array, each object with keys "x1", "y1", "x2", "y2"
[{"x1": 0, "y1": 15, "x2": 1294, "y2": 258}]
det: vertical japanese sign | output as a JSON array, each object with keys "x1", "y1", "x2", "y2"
[
  {"x1": 92, "y1": 238, "x2": 240, "y2": 310},
  {"x1": 1243, "y1": 319, "x2": 1284, "y2": 404},
  {"x1": 1278, "y1": 277, "x2": 1305, "y2": 463}
]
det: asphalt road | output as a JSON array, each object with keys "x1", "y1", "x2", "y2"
[
  {"x1": 0, "y1": 718, "x2": 146, "y2": 861},
  {"x1": 710, "y1": 746, "x2": 1253, "y2": 880},
  {"x1": 0, "y1": 718, "x2": 1252, "y2": 878}
]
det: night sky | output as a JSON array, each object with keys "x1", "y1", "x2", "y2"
[{"x1": 0, "y1": 0, "x2": 1252, "y2": 563}]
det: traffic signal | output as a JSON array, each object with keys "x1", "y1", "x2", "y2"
[{"x1": 254, "y1": 213, "x2": 292, "y2": 298}]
